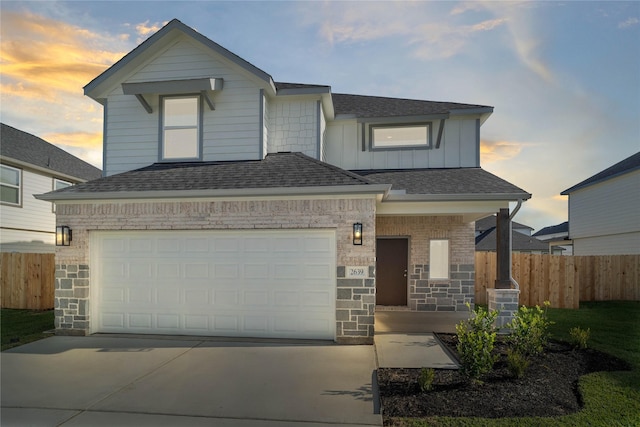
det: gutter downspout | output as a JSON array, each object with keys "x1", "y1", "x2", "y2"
[{"x1": 508, "y1": 199, "x2": 523, "y2": 289}]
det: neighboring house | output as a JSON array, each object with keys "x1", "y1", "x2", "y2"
[
  {"x1": 476, "y1": 215, "x2": 532, "y2": 237},
  {"x1": 533, "y1": 222, "x2": 572, "y2": 255},
  {"x1": 475, "y1": 215, "x2": 553, "y2": 254},
  {"x1": 561, "y1": 152, "x2": 640, "y2": 255},
  {"x1": 37, "y1": 19, "x2": 530, "y2": 343},
  {"x1": 0, "y1": 124, "x2": 102, "y2": 253}
]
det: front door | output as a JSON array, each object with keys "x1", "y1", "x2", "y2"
[{"x1": 376, "y1": 238, "x2": 408, "y2": 306}]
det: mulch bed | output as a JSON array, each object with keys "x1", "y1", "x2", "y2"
[{"x1": 377, "y1": 334, "x2": 631, "y2": 423}]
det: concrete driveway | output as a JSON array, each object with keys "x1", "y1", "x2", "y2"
[{"x1": 1, "y1": 336, "x2": 381, "y2": 426}]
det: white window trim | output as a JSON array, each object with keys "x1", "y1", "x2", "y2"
[
  {"x1": 429, "y1": 239, "x2": 450, "y2": 280},
  {"x1": 53, "y1": 178, "x2": 72, "y2": 212},
  {"x1": 0, "y1": 164, "x2": 22, "y2": 207},
  {"x1": 160, "y1": 94, "x2": 203, "y2": 161},
  {"x1": 370, "y1": 122, "x2": 432, "y2": 151}
]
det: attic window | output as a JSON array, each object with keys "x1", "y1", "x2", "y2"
[
  {"x1": 371, "y1": 124, "x2": 430, "y2": 149},
  {"x1": 161, "y1": 96, "x2": 201, "y2": 160}
]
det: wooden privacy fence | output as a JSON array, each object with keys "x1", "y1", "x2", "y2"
[
  {"x1": 475, "y1": 252, "x2": 640, "y2": 309},
  {"x1": 0, "y1": 253, "x2": 55, "y2": 310}
]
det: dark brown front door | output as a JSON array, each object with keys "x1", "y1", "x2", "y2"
[{"x1": 376, "y1": 238, "x2": 408, "y2": 306}]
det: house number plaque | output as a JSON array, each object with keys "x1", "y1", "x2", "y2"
[{"x1": 346, "y1": 266, "x2": 367, "y2": 278}]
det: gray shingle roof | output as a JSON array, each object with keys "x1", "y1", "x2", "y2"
[
  {"x1": 476, "y1": 229, "x2": 549, "y2": 252},
  {"x1": 561, "y1": 151, "x2": 640, "y2": 194},
  {"x1": 475, "y1": 215, "x2": 532, "y2": 232},
  {"x1": 353, "y1": 168, "x2": 530, "y2": 199},
  {"x1": 0, "y1": 123, "x2": 102, "y2": 181},
  {"x1": 275, "y1": 82, "x2": 331, "y2": 91},
  {"x1": 533, "y1": 222, "x2": 569, "y2": 237},
  {"x1": 43, "y1": 152, "x2": 374, "y2": 197},
  {"x1": 332, "y1": 93, "x2": 492, "y2": 118}
]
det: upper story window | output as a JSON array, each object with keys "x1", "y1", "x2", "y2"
[
  {"x1": 1, "y1": 164, "x2": 22, "y2": 206},
  {"x1": 371, "y1": 124, "x2": 430, "y2": 150},
  {"x1": 161, "y1": 95, "x2": 201, "y2": 160}
]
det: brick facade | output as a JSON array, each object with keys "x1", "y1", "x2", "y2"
[
  {"x1": 54, "y1": 197, "x2": 376, "y2": 343},
  {"x1": 376, "y1": 216, "x2": 475, "y2": 311}
]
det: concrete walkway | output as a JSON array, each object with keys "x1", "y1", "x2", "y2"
[
  {"x1": 374, "y1": 310, "x2": 466, "y2": 369},
  {"x1": 1, "y1": 336, "x2": 381, "y2": 427}
]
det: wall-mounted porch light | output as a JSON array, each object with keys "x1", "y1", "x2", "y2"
[
  {"x1": 56, "y1": 226, "x2": 72, "y2": 246},
  {"x1": 353, "y1": 223, "x2": 363, "y2": 245}
]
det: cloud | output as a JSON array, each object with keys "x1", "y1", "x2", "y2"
[
  {"x1": 42, "y1": 132, "x2": 103, "y2": 150},
  {"x1": 127, "y1": 20, "x2": 169, "y2": 43},
  {"x1": 0, "y1": 10, "x2": 134, "y2": 168},
  {"x1": 0, "y1": 11, "x2": 128, "y2": 98},
  {"x1": 618, "y1": 17, "x2": 639, "y2": 29},
  {"x1": 480, "y1": 139, "x2": 525, "y2": 163},
  {"x1": 303, "y1": 2, "x2": 506, "y2": 60}
]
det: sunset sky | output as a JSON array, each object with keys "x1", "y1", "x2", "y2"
[{"x1": 1, "y1": 1, "x2": 638, "y2": 232}]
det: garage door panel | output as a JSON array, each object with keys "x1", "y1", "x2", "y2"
[{"x1": 93, "y1": 229, "x2": 335, "y2": 339}]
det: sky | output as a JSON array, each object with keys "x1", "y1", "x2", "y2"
[{"x1": 1, "y1": 1, "x2": 639, "y2": 232}]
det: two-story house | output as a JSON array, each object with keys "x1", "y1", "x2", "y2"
[
  {"x1": 561, "y1": 152, "x2": 639, "y2": 255},
  {"x1": 37, "y1": 19, "x2": 530, "y2": 343},
  {"x1": 1, "y1": 124, "x2": 102, "y2": 253}
]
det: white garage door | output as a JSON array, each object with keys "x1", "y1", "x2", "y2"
[{"x1": 91, "y1": 229, "x2": 336, "y2": 339}]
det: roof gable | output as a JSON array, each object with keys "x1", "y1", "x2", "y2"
[
  {"x1": 561, "y1": 151, "x2": 640, "y2": 195},
  {"x1": 0, "y1": 123, "x2": 102, "y2": 181},
  {"x1": 84, "y1": 19, "x2": 275, "y2": 100}
]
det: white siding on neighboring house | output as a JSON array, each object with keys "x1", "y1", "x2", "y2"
[
  {"x1": 268, "y1": 97, "x2": 319, "y2": 158},
  {"x1": 324, "y1": 117, "x2": 480, "y2": 170},
  {"x1": 569, "y1": 170, "x2": 640, "y2": 255},
  {"x1": 0, "y1": 168, "x2": 57, "y2": 252},
  {"x1": 104, "y1": 36, "x2": 263, "y2": 176}
]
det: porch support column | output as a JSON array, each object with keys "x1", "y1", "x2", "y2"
[{"x1": 495, "y1": 208, "x2": 511, "y2": 289}]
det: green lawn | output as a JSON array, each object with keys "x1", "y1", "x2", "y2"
[
  {"x1": 399, "y1": 301, "x2": 640, "y2": 427},
  {"x1": 1, "y1": 309, "x2": 55, "y2": 351}
]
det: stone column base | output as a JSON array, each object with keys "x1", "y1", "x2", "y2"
[{"x1": 487, "y1": 288, "x2": 520, "y2": 331}]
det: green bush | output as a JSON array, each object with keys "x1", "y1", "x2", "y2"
[
  {"x1": 455, "y1": 304, "x2": 499, "y2": 382},
  {"x1": 418, "y1": 367, "x2": 435, "y2": 392},
  {"x1": 506, "y1": 348, "x2": 530, "y2": 378},
  {"x1": 569, "y1": 326, "x2": 591, "y2": 349},
  {"x1": 506, "y1": 301, "x2": 554, "y2": 357}
]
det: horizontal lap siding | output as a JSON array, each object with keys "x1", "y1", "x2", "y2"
[
  {"x1": 569, "y1": 171, "x2": 640, "y2": 255},
  {"x1": 0, "y1": 169, "x2": 57, "y2": 235},
  {"x1": 325, "y1": 118, "x2": 479, "y2": 170},
  {"x1": 105, "y1": 37, "x2": 262, "y2": 176}
]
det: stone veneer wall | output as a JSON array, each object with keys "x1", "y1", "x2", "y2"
[
  {"x1": 376, "y1": 216, "x2": 475, "y2": 312},
  {"x1": 54, "y1": 198, "x2": 376, "y2": 343}
]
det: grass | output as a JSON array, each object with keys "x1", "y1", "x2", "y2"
[
  {"x1": 395, "y1": 301, "x2": 640, "y2": 427},
  {"x1": 1, "y1": 309, "x2": 55, "y2": 351}
]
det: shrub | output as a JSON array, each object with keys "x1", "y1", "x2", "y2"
[
  {"x1": 506, "y1": 301, "x2": 554, "y2": 357},
  {"x1": 506, "y1": 348, "x2": 530, "y2": 378},
  {"x1": 418, "y1": 367, "x2": 435, "y2": 392},
  {"x1": 455, "y1": 303, "x2": 499, "y2": 382},
  {"x1": 569, "y1": 326, "x2": 591, "y2": 349}
]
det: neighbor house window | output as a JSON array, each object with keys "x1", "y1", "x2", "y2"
[
  {"x1": 371, "y1": 124, "x2": 430, "y2": 149},
  {"x1": 162, "y1": 95, "x2": 201, "y2": 160},
  {"x1": 1, "y1": 164, "x2": 21, "y2": 206},
  {"x1": 53, "y1": 179, "x2": 72, "y2": 212},
  {"x1": 429, "y1": 239, "x2": 449, "y2": 279}
]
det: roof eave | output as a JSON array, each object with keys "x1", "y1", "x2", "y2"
[
  {"x1": 561, "y1": 166, "x2": 640, "y2": 195},
  {"x1": 35, "y1": 184, "x2": 391, "y2": 202},
  {"x1": 383, "y1": 192, "x2": 532, "y2": 202},
  {"x1": 0, "y1": 155, "x2": 94, "y2": 183}
]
